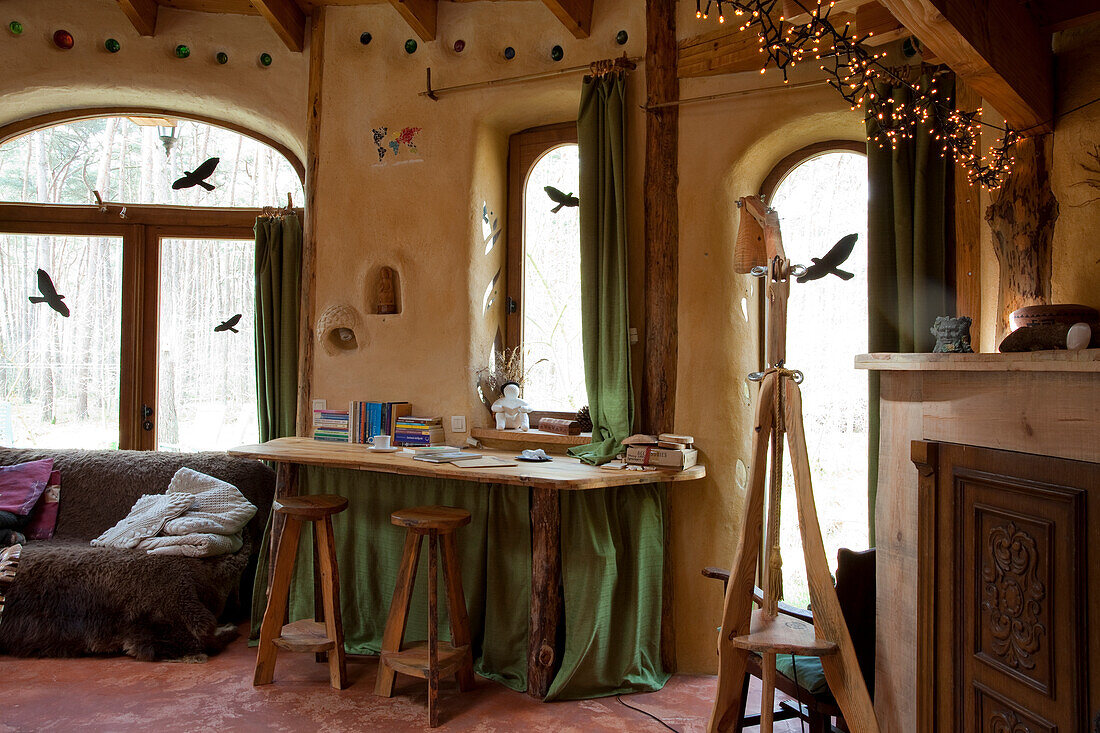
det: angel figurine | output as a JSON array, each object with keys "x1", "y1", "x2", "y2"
[{"x1": 491, "y1": 381, "x2": 532, "y2": 431}]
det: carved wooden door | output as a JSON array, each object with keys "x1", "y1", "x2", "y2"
[{"x1": 915, "y1": 441, "x2": 1096, "y2": 733}]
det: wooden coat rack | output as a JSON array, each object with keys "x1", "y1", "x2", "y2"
[{"x1": 708, "y1": 196, "x2": 878, "y2": 733}]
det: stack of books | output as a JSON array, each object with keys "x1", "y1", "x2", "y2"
[
  {"x1": 394, "y1": 416, "x2": 445, "y2": 447},
  {"x1": 350, "y1": 401, "x2": 411, "y2": 444},
  {"x1": 313, "y1": 409, "x2": 351, "y2": 443}
]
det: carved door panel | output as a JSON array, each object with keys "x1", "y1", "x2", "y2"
[{"x1": 916, "y1": 442, "x2": 1093, "y2": 733}]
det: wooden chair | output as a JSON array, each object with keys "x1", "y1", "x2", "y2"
[
  {"x1": 703, "y1": 547, "x2": 876, "y2": 732},
  {"x1": 254, "y1": 494, "x2": 349, "y2": 690},
  {"x1": 375, "y1": 505, "x2": 476, "y2": 728}
]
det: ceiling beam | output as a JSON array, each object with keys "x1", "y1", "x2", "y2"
[
  {"x1": 877, "y1": 0, "x2": 1053, "y2": 133},
  {"x1": 388, "y1": 0, "x2": 437, "y2": 42},
  {"x1": 540, "y1": 0, "x2": 593, "y2": 39},
  {"x1": 855, "y1": 1, "x2": 908, "y2": 46},
  {"x1": 252, "y1": 0, "x2": 307, "y2": 52},
  {"x1": 1024, "y1": 0, "x2": 1100, "y2": 31},
  {"x1": 117, "y1": 0, "x2": 159, "y2": 36},
  {"x1": 782, "y1": 0, "x2": 863, "y2": 25},
  {"x1": 678, "y1": 25, "x2": 766, "y2": 78}
]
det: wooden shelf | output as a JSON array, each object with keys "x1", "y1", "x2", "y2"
[
  {"x1": 729, "y1": 609, "x2": 838, "y2": 657},
  {"x1": 272, "y1": 619, "x2": 335, "y2": 653},
  {"x1": 855, "y1": 350, "x2": 1100, "y2": 372},
  {"x1": 382, "y1": 641, "x2": 470, "y2": 679},
  {"x1": 470, "y1": 427, "x2": 590, "y2": 447}
]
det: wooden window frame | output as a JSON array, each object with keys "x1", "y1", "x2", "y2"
[
  {"x1": 506, "y1": 122, "x2": 579, "y2": 419},
  {"x1": 0, "y1": 203, "x2": 266, "y2": 450}
]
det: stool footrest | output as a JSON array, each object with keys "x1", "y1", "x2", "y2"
[
  {"x1": 382, "y1": 641, "x2": 471, "y2": 680},
  {"x1": 272, "y1": 619, "x2": 337, "y2": 653}
]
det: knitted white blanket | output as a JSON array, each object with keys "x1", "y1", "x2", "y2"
[
  {"x1": 91, "y1": 493, "x2": 195, "y2": 549},
  {"x1": 138, "y1": 531, "x2": 244, "y2": 557},
  {"x1": 161, "y1": 468, "x2": 257, "y2": 537}
]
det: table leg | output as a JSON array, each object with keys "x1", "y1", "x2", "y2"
[
  {"x1": 268, "y1": 462, "x2": 300, "y2": 596},
  {"x1": 528, "y1": 486, "x2": 562, "y2": 699}
]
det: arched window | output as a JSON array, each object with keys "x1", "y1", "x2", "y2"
[
  {"x1": 761, "y1": 145, "x2": 869, "y2": 607},
  {"x1": 0, "y1": 113, "x2": 303, "y2": 452},
  {"x1": 506, "y1": 124, "x2": 585, "y2": 414}
]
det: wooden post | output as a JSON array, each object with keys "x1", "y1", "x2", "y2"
[
  {"x1": 528, "y1": 486, "x2": 562, "y2": 698},
  {"x1": 953, "y1": 82, "x2": 982, "y2": 348},
  {"x1": 268, "y1": 462, "x2": 300, "y2": 592},
  {"x1": 297, "y1": 8, "x2": 325, "y2": 437},
  {"x1": 644, "y1": 0, "x2": 680, "y2": 675},
  {"x1": 985, "y1": 134, "x2": 1058, "y2": 344}
]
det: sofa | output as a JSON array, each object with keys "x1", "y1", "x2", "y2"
[{"x1": 0, "y1": 447, "x2": 274, "y2": 660}]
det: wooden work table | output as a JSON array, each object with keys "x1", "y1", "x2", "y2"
[{"x1": 229, "y1": 436, "x2": 705, "y2": 698}]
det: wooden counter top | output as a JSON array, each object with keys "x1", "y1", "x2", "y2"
[
  {"x1": 228, "y1": 437, "x2": 705, "y2": 491},
  {"x1": 855, "y1": 349, "x2": 1100, "y2": 372}
]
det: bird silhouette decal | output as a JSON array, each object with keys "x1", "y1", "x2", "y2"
[
  {"x1": 543, "y1": 186, "x2": 579, "y2": 213},
  {"x1": 214, "y1": 314, "x2": 242, "y2": 333},
  {"x1": 797, "y1": 233, "x2": 858, "y2": 283},
  {"x1": 172, "y1": 157, "x2": 220, "y2": 191},
  {"x1": 28, "y1": 269, "x2": 70, "y2": 317}
]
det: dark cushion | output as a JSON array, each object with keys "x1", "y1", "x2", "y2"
[{"x1": 775, "y1": 654, "x2": 829, "y2": 695}]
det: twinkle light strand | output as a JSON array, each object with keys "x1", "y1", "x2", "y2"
[{"x1": 694, "y1": 0, "x2": 1020, "y2": 188}]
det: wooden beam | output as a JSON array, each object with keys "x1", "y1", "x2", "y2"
[
  {"x1": 952, "y1": 81, "x2": 982, "y2": 349},
  {"x1": 252, "y1": 0, "x2": 307, "y2": 52},
  {"x1": 985, "y1": 134, "x2": 1059, "y2": 344},
  {"x1": 782, "y1": 0, "x2": 862, "y2": 25},
  {"x1": 117, "y1": 0, "x2": 159, "y2": 36},
  {"x1": 855, "y1": 1, "x2": 908, "y2": 46},
  {"x1": 298, "y1": 7, "x2": 325, "y2": 437},
  {"x1": 678, "y1": 25, "x2": 764, "y2": 78},
  {"x1": 644, "y1": 0, "x2": 679, "y2": 673},
  {"x1": 540, "y1": 0, "x2": 593, "y2": 39},
  {"x1": 1024, "y1": 0, "x2": 1100, "y2": 31},
  {"x1": 877, "y1": 0, "x2": 1053, "y2": 133},
  {"x1": 388, "y1": 0, "x2": 437, "y2": 42}
]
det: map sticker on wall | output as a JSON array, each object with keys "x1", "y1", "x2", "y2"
[{"x1": 371, "y1": 125, "x2": 423, "y2": 166}]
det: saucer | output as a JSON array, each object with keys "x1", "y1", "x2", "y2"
[{"x1": 367, "y1": 446, "x2": 400, "y2": 453}]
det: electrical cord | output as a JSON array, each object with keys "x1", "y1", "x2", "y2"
[{"x1": 615, "y1": 694, "x2": 679, "y2": 732}]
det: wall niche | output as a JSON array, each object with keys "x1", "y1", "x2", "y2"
[
  {"x1": 316, "y1": 303, "x2": 364, "y2": 356},
  {"x1": 368, "y1": 265, "x2": 402, "y2": 315}
]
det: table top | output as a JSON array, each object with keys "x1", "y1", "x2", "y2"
[{"x1": 228, "y1": 437, "x2": 705, "y2": 491}]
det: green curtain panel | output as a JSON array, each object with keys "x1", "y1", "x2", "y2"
[
  {"x1": 545, "y1": 485, "x2": 670, "y2": 700},
  {"x1": 254, "y1": 214, "x2": 302, "y2": 443},
  {"x1": 569, "y1": 73, "x2": 634, "y2": 466},
  {"x1": 865, "y1": 73, "x2": 953, "y2": 543}
]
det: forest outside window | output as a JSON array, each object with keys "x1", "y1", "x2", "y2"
[
  {"x1": 0, "y1": 114, "x2": 303, "y2": 451},
  {"x1": 506, "y1": 123, "x2": 586, "y2": 415}
]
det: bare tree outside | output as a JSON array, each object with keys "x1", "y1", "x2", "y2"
[{"x1": 0, "y1": 117, "x2": 301, "y2": 449}]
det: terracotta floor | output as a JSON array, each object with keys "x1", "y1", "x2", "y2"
[{"x1": 0, "y1": 625, "x2": 808, "y2": 732}]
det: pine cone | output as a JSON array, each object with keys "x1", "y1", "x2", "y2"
[{"x1": 575, "y1": 405, "x2": 592, "y2": 432}]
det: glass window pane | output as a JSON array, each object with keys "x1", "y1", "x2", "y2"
[
  {"x1": 522, "y1": 145, "x2": 585, "y2": 412},
  {"x1": 157, "y1": 238, "x2": 257, "y2": 451},
  {"x1": 769, "y1": 151, "x2": 869, "y2": 608},
  {"x1": 0, "y1": 118, "x2": 302, "y2": 208},
  {"x1": 0, "y1": 234, "x2": 122, "y2": 448}
]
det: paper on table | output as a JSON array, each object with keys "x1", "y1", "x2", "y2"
[{"x1": 450, "y1": 456, "x2": 520, "y2": 468}]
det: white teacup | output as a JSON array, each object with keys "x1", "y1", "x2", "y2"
[{"x1": 368, "y1": 434, "x2": 392, "y2": 449}]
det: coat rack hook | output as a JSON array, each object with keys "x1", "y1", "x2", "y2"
[{"x1": 425, "y1": 67, "x2": 439, "y2": 101}]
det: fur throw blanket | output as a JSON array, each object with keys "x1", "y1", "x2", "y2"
[{"x1": 93, "y1": 468, "x2": 257, "y2": 558}]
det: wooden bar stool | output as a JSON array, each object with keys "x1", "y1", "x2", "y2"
[
  {"x1": 375, "y1": 505, "x2": 475, "y2": 727},
  {"x1": 254, "y1": 494, "x2": 349, "y2": 690}
]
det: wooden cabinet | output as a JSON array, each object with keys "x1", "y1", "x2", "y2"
[{"x1": 913, "y1": 441, "x2": 1097, "y2": 732}]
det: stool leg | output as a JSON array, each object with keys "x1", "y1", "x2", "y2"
[
  {"x1": 427, "y1": 531, "x2": 440, "y2": 728},
  {"x1": 375, "y1": 530, "x2": 423, "y2": 697},
  {"x1": 315, "y1": 516, "x2": 348, "y2": 690},
  {"x1": 441, "y1": 532, "x2": 475, "y2": 691},
  {"x1": 313, "y1": 522, "x2": 327, "y2": 664},
  {"x1": 254, "y1": 517, "x2": 302, "y2": 686}
]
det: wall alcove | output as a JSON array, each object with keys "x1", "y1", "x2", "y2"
[{"x1": 367, "y1": 264, "x2": 403, "y2": 315}]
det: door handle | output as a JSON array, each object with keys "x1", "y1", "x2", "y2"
[{"x1": 141, "y1": 404, "x2": 153, "y2": 432}]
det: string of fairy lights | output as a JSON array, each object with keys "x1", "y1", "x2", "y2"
[{"x1": 693, "y1": 0, "x2": 1021, "y2": 188}]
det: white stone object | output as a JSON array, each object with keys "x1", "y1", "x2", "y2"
[
  {"x1": 491, "y1": 382, "x2": 532, "y2": 431},
  {"x1": 1067, "y1": 322, "x2": 1092, "y2": 350}
]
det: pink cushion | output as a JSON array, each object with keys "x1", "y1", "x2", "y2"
[
  {"x1": 25, "y1": 470, "x2": 61, "y2": 540},
  {"x1": 0, "y1": 458, "x2": 54, "y2": 515}
]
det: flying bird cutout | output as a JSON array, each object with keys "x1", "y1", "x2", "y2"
[
  {"x1": 543, "y1": 186, "x2": 579, "y2": 213},
  {"x1": 28, "y1": 269, "x2": 70, "y2": 317},
  {"x1": 214, "y1": 314, "x2": 242, "y2": 333},
  {"x1": 172, "y1": 157, "x2": 220, "y2": 191},
  {"x1": 797, "y1": 233, "x2": 858, "y2": 283}
]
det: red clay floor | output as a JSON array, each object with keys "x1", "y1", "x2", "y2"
[{"x1": 0, "y1": 624, "x2": 809, "y2": 732}]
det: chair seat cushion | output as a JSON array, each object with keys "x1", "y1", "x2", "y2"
[{"x1": 775, "y1": 654, "x2": 829, "y2": 695}]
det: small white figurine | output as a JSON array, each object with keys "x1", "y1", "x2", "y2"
[{"x1": 491, "y1": 381, "x2": 532, "y2": 431}]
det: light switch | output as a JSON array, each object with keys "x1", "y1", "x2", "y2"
[{"x1": 451, "y1": 415, "x2": 467, "y2": 433}]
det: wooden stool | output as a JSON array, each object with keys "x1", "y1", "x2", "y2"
[
  {"x1": 375, "y1": 505, "x2": 475, "y2": 727},
  {"x1": 254, "y1": 494, "x2": 349, "y2": 690}
]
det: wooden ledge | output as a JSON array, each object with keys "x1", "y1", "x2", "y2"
[
  {"x1": 471, "y1": 427, "x2": 591, "y2": 448},
  {"x1": 855, "y1": 350, "x2": 1100, "y2": 373},
  {"x1": 382, "y1": 641, "x2": 470, "y2": 679}
]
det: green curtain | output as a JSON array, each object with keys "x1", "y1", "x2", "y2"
[
  {"x1": 865, "y1": 73, "x2": 953, "y2": 543},
  {"x1": 546, "y1": 485, "x2": 670, "y2": 700},
  {"x1": 254, "y1": 214, "x2": 302, "y2": 443},
  {"x1": 568, "y1": 73, "x2": 634, "y2": 466}
]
